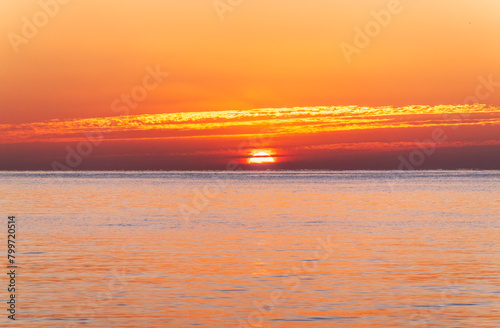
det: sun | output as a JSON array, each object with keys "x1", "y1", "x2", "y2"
[{"x1": 248, "y1": 152, "x2": 275, "y2": 164}]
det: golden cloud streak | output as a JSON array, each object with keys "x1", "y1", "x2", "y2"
[{"x1": 1, "y1": 105, "x2": 499, "y2": 144}]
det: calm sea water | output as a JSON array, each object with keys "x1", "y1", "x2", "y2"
[{"x1": 0, "y1": 171, "x2": 499, "y2": 327}]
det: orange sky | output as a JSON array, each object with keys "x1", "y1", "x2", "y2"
[
  {"x1": 2, "y1": 0, "x2": 500, "y2": 123},
  {"x1": 1, "y1": 1, "x2": 499, "y2": 169}
]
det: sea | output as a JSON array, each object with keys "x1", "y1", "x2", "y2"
[{"x1": 0, "y1": 171, "x2": 499, "y2": 327}]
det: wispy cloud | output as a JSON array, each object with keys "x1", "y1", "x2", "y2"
[{"x1": 1, "y1": 105, "x2": 499, "y2": 144}]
